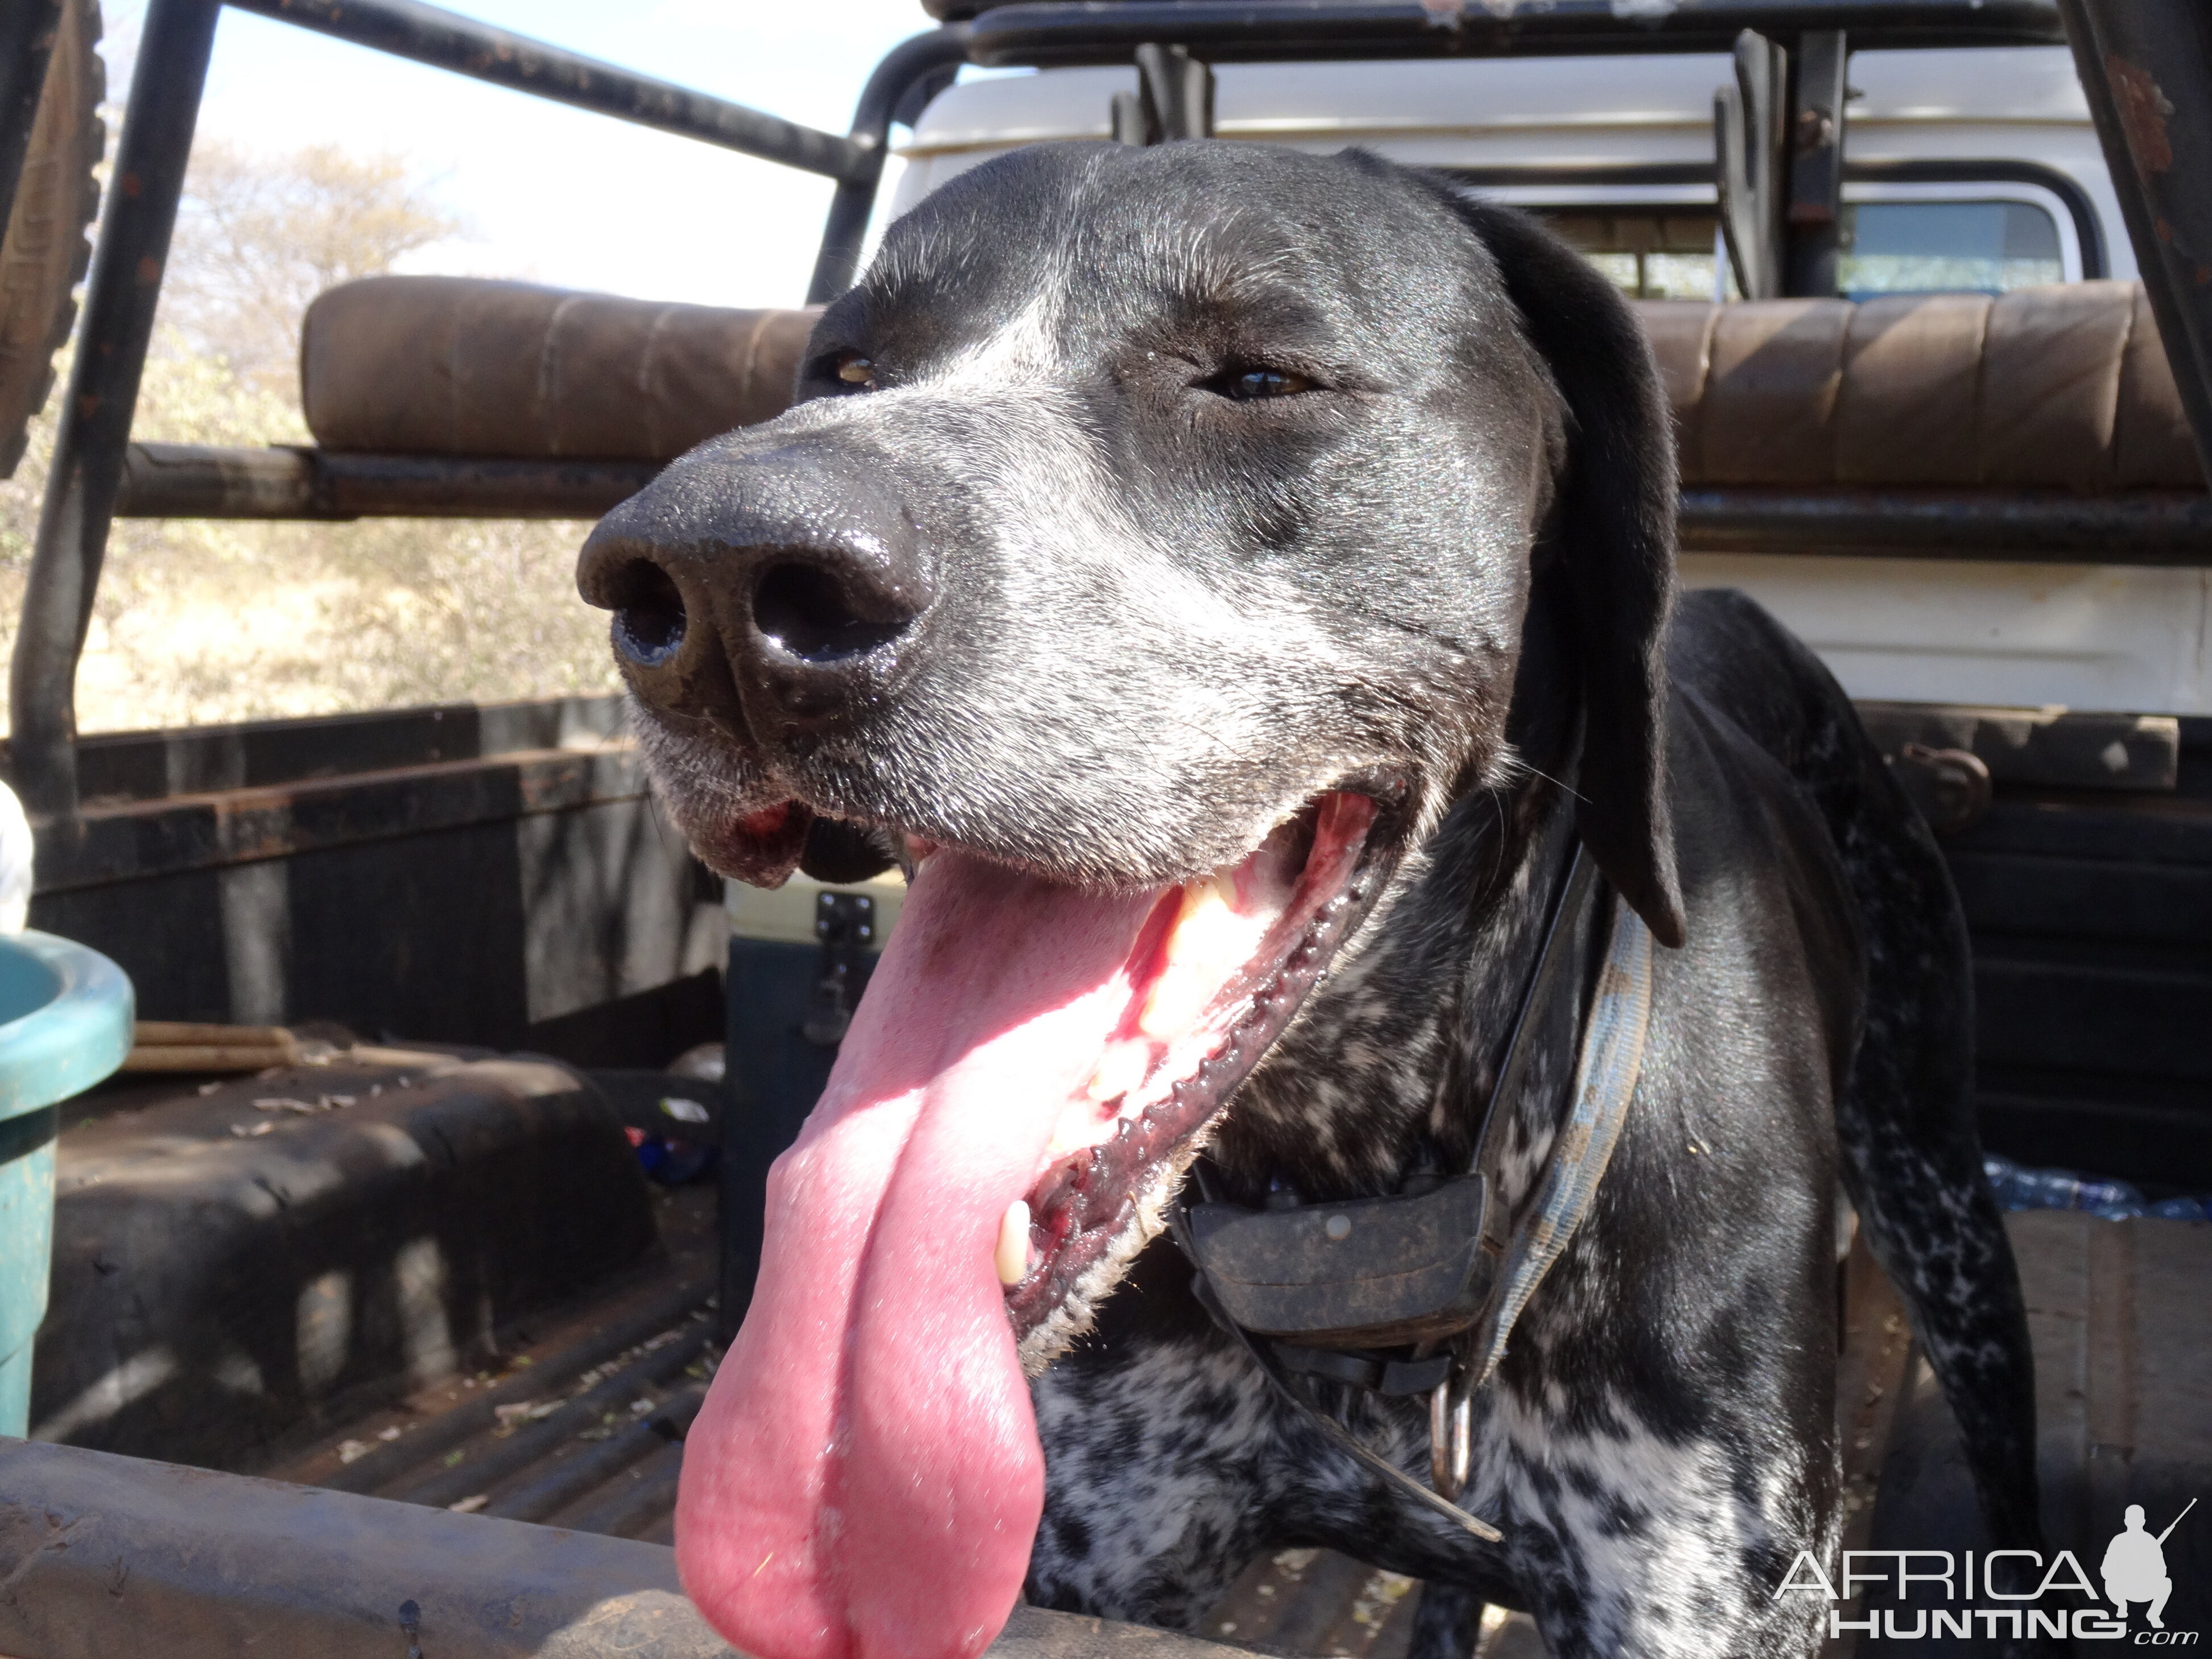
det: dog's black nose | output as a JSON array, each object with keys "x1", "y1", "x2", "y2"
[
  {"x1": 606, "y1": 560, "x2": 689, "y2": 668},
  {"x1": 751, "y1": 558, "x2": 917, "y2": 666},
  {"x1": 577, "y1": 445, "x2": 932, "y2": 745}
]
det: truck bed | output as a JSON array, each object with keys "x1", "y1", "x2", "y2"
[{"x1": 242, "y1": 1188, "x2": 1924, "y2": 1659}]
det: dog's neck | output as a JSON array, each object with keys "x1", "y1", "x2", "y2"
[{"x1": 1212, "y1": 573, "x2": 1588, "y2": 1211}]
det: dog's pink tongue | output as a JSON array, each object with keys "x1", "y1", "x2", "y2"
[{"x1": 677, "y1": 849, "x2": 1167, "y2": 1659}]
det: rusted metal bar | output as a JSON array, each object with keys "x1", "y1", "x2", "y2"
[
  {"x1": 113, "y1": 441, "x2": 322, "y2": 516},
  {"x1": 317, "y1": 452, "x2": 661, "y2": 518},
  {"x1": 224, "y1": 0, "x2": 875, "y2": 183},
  {"x1": 807, "y1": 24, "x2": 974, "y2": 303},
  {"x1": 964, "y1": 0, "x2": 2063, "y2": 69},
  {"x1": 6, "y1": 0, "x2": 218, "y2": 822},
  {"x1": 112, "y1": 446, "x2": 2212, "y2": 564},
  {"x1": 112, "y1": 443, "x2": 662, "y2": 519},
  {"x1": 0, "y1": 1437, "x2": 1251, "y2": 1659},
  {"x1": 1675, "y1": 486, "x2": 2212, "y2": 564},
  {"x1": 1783, "y1": 29, "x2": 1848, "y2": 296},
  {"x1": 2053, "y1": 0, "x2": 2212, "y2": 481}
]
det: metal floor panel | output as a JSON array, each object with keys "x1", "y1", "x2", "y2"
[{"x1": 265, "y1": 1182, "x2": 721, "y2": 1542}]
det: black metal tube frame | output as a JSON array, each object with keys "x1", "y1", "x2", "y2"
[
  {"x1": 9, "y1": 0, "x2": 220, "y2": 820},
  {"x1": 810, "y1": 24, "x2": 975, "y2": 302},
  {"x1": 108, "y1": 443, "x2": 2212, "y2": 567},
  {"x1": 222, "y1": 0, "x2": 877, "y2": 182}
]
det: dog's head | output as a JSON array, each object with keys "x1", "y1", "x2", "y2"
[{"x1": 577, "y1": 141, "x2": 1681, "y2": 1659}]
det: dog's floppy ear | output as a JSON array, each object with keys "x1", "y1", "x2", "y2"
[{"x1": 1425, "y1": 185, "x2": 1687, "y2": 948}]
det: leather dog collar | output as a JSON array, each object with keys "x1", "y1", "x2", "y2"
[{"x1": 1169, "y1": 845, "x2": 1656, "y2": 1543}]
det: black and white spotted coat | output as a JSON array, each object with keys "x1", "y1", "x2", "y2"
[{"x1": 1025, "y1": 591, "x2": 2040, "y2": 1659}]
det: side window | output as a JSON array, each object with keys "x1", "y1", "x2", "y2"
[
  {"x1": 1540, "y1": 211, "x2": 1727, "y2": 300},
  {"x1": 1837, "y1": 200, "x2": 2064, "y2": 298},
  {"x1": 1528, "y1": 193, "x2": 2071, "y2": 303}
]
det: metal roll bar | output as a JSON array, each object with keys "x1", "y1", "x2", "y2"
[
  {"x1": 808, "y1": 24, "x2": 975, "y2": 302},
  {"x1": 8, "y1": 0, "x2": 220, "y2": 822},
  {"x1": 5, "y1": 0, "x2": 2208, "y2": 825},
  {"x1": 2056, "y1": 0, "x2": 2212, "y2": 484},
  {"x1": 104, "y1": 446, "x2": 2212, "y2": 566},
  {"x1": 222, "y1": 0, "x2": 880, "y2": 182},
  {"x1": 963, "y1": 0, "x2": 2065, "y2": 66}
]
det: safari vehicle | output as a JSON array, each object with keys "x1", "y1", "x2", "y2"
[{"x1": 0, "y1": 1, "x2": 2206, "y2": 1654}]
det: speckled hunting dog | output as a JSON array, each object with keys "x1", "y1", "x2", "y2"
[{"x1": 576, "y1": 141, "x2": 2043, "y2": 1659}]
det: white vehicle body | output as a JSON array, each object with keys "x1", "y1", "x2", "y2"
[{"x1": 884, "y1": 49, "x2": 2212, "y2": 719}]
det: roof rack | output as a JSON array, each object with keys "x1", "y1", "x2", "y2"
[{"x1": 961, "y1": 1, "x2": 2066, "y2": 67}]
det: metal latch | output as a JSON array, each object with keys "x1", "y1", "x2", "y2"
[{"x1": 801, "y1": 892, "x2": 874, "y2": 1046}]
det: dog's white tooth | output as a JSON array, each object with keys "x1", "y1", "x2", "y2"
[
  {"x1": 1163, "y1": 876, "x2": 1239, "y2": 968},
  {"x1": 1086, "y1": 1038, "x2": 1152, "y2": 1102},
  {"x1": 1142, "y1": 878, "x2": 1244, "y2": 1038},
  {"x1": 995, "y1": 1199, "x2": 1031, "y2": 1287},
  {"x1": 1139, "y1": 964, "x2": 1211, "y2": 1039}
]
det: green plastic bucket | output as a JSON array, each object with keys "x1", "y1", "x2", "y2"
[{"x1": 0, "y1": 930, "x2": 133, "y2": 1437}]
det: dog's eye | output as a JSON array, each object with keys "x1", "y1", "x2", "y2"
[
  {"x1": 829, "y1": 350, "x2": 878, "y2": 391},
  {"x1": 1216, "y1": 366, "x2": 1314, "y2": 401}
]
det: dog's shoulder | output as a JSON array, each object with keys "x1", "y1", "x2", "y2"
[{"x1": 1666, "y1": 588, "x2": 1847, "y2": 734}]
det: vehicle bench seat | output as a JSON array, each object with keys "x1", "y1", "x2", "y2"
[
  {"x1": 299, "y1": 274, "x2": 2205, "y2": 492},
  {"x1": 300, "y1": 275, "x2": 819, "y2": 462},
  {"x1": 1635, "y1": 282, "x2": 2203, "y2": 492}
]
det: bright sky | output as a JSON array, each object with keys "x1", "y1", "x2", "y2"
[{"x1": 100, "y1": 0, "x2": 939, "y2": 309}]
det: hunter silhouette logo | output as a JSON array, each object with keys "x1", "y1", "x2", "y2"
[{"x1": 2106, "y1": 1500, "x2": 2195, "y2": 1632}]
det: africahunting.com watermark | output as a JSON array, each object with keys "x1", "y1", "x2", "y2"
[{"x1": 1777, "y1": 1501, "x2": 2198, "y2": 1644}]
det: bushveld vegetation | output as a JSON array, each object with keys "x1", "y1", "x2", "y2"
[{"x1": 0, "y1": 139, "x2": 621, "y2": 736}]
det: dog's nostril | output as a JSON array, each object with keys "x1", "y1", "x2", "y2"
[
  {"x1": 753, "y1": 561, "x2": 910, "y2": 663},
  {"x1": 610, "y1": 562, "x2": 688, "y2": 667}
]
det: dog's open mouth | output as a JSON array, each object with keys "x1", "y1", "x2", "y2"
[
  {"x1": 676, "y1": 785, "x2": 1399, "y2": 1659},
  {"x1": 989, "y1": 790, "x2": 1384, "y2": 1349}
]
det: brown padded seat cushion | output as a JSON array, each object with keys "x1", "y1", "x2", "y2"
[
  {"x1": 300, "y1": 276, "x2": 819, "y2": 461},
  {"x1": 1636, "y1": 280, "x2": 2203, "y2": 490},
  {"x1": 302, "y1": 275, "x2": 2202, "y2": 491}
]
